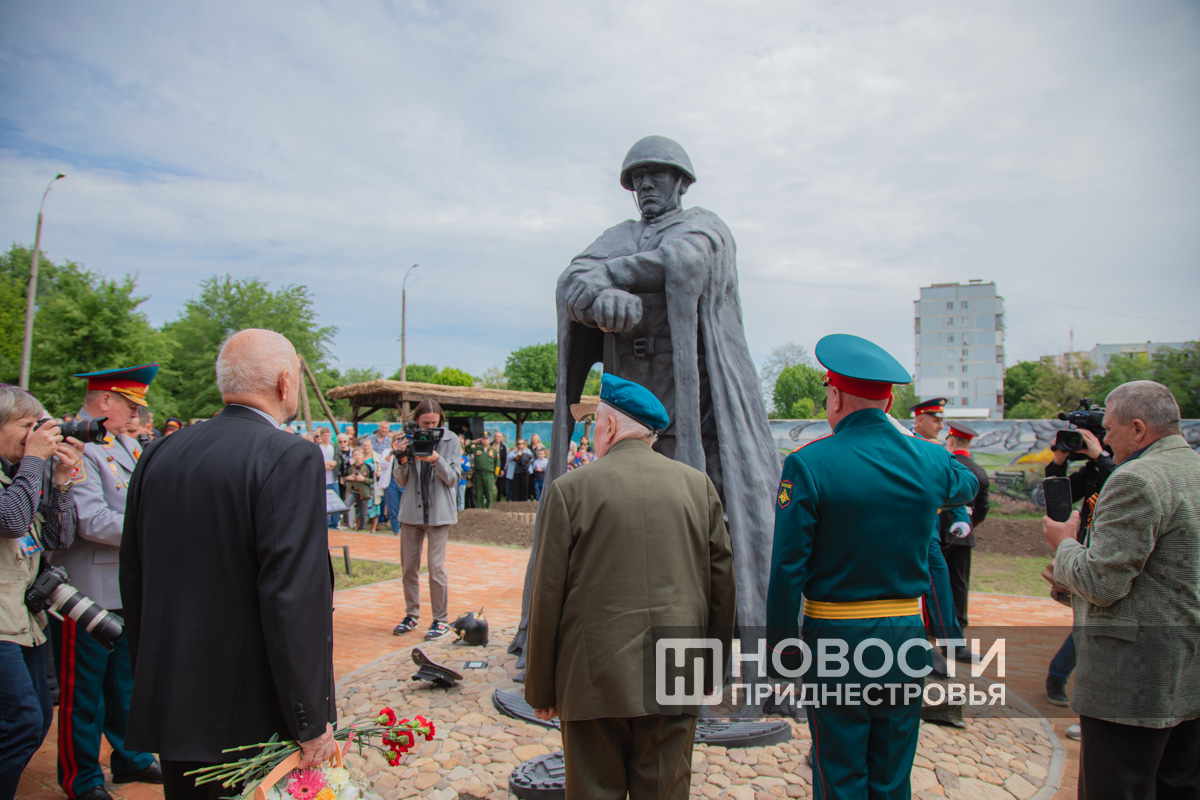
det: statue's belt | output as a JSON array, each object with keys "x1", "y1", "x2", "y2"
[
  {"x1": 803, "y1": 598, "x2": 921, "y2": 620},
  {"x1": 616, "y1": 335, "x2": 671, "y2": 358}
]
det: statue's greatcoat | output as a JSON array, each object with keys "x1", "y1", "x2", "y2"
[{"x1": 510, "y1": 205, "x2": 780, "y2": 662}]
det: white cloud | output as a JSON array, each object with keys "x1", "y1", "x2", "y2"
[{"x1": 1, "y1": 0, "x2": 1197, "y2": 383}]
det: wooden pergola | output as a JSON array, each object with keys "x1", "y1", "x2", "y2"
[{"x1": 324, "y1": 380, "x2": 598, "y2": 441}]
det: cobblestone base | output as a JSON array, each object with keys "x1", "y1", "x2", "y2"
[{"x1": 335, "y1": 627, "x2": 1061, "y2": 800}]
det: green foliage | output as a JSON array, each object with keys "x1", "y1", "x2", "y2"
[
  {"x1": 771, "y1": 362, "x2": 825, "y2": 419},
  {"x1": 759, "y1": 343, "x2": 813, "y2": 413},
  {"x1": 582, "y1": 367, "x2": 602, "y2": 397},
  {"x1": 0, "y1": 245, "x2": 173, "y2": 416},
  {"x1": 389, "y1": 363, "x2": 437, "y2": 383},
  {"x1": 432, "y1": 367, "x2": 475, "y2": 387},
  {"x1": 1003, "y1": 360, "x2": 1050, "y2": 411},
  {"x1": 478, "y1": 365, "x2": 507, "y2": 389},
  {"x1": 1090, "y1": 344, "x2": 1200, "y2": 418},
  {"x1": 505, "y1": 342, "x2": 557, "y2": 394},
  {"x1": 889, "y1": 383, "x2": 918, "y2": 419},
  {"x1": 0, "y1": 273, "x2": 24, "y2": 378},
  {"x1": 158, "y1": 275, "x2": 336, "y2": 418},
  {"x1": 343, "y1": 367, "x2": 383, "y2": 384}
]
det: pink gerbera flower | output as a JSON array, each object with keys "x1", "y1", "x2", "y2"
[{"x1": 286, "y1": 769, "x2": 326, "y2": 799}]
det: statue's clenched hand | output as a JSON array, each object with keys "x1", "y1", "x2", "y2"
[
  {"x1": 564, "y1": 267, "x2": 612, "y2": 322},
  {"x1": 591, "y1": 289, "x2": 643, "y2": 333}
]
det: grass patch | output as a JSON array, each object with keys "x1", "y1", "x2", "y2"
[
  {"x1": 972, "y1": 552, "x2": 1054, "y2": 597},
  {"x1": 334, "y1": 558, "x2": 404, "y2": 591}
]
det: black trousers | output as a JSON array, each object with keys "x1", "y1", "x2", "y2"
[
  {"x1": 940, "y1": 543, "x2": 972, "y2": 628},
  {"x1": 561, "y1": 715, "x2": 698, "y2": 800},
  {"x1": 1079, "y1": 715, "x2": 1200, "y2": 800},
  {"x1": 162, "y1": 760, "x2": 234, "y2": 800}
]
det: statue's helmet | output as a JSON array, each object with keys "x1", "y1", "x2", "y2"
[{"x1": 619, "y1": 135, "x2": 697, "y2": 191}]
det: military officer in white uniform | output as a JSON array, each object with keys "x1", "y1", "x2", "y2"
[{"x1": 49, "y1": 364, "x2": 162, "y2": 800}]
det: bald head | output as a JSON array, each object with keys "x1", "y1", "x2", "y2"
[{"x1": 216, "y1": 329, "x2": 301, "y2": 423}]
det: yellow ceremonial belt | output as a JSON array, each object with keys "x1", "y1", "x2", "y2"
[{"x1": 803, "y1": 598, "x2": 921, "y2": 620}]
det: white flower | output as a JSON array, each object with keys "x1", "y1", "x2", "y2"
[{"x1": 319, "y1": 767, "x2": 350, "y2": 789}]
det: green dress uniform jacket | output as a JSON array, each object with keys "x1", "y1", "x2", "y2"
[
  {"x1": 767, "y1": 409, "x2": 977, "y2": 800},
  {"x1": 526, "y1": 438, "x2": 737, "y2": 721},
  {"x1": 1054, "y1": 434, "x2": 1200, "y2": 729}
]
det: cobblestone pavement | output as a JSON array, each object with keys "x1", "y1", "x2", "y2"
[
  {"x1": 338, "y1": 625, "x2": 1063, "y2": 800},
  {"x1": 18, "y1": 528, "x2": 1081, "y2": 799}
]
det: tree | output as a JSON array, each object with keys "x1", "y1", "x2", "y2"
[
  {"x1": 759, "y1": 343, "x2": 813, "y2": 413},
  {"x1": 1004, "y1": 360, "x2": 1050, "y2": 411},
  {"x1": 432, "y1": 366, "x2": 475, "y2": 387},
  {"x1": 388, "y1": 363, "x2": 437, "y2": 383},
  {"x1": 343, "y1": 367, "x2": 383, "y2": 384},
  {"x1": 506, "y1": 342, "x2": 557, "y2": 394},
  {"x1": 889, "y1": 382, "x2": 918, "y2": 419},
  {"x1": 478, "y1": 365, "x2": 507, "y2": 389},
  {"x1": 160, "y1": 275, "x2": 336, "y2": 418},
  {"x1": 1006, "y1": 362, "x2": 1094, "y2": 419},
  {"x1": 771, "y1": 362, "x2": 825, "y2": 419},
  {"x1": 17, "y1": 261, "x2": 173, "y2": 416},
  {"x1": 582, "y1": 367, "x2": 602, "y2": 397}
]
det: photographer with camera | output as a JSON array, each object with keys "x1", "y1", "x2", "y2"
[
  {"x1": 390, "y1": 399, "x2": 461, "y2": 641},
  {"x1": 1042, "y1": 401, "x2": 1116, "y2": 720},
  {"x1": 1, "y1": 385, "x2": 83, "y2": 799}
]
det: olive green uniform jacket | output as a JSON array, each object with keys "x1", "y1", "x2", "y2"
[{"x1": 525, "y1": 438, "x2": 736, "y2": 720}]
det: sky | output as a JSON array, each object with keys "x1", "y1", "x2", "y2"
[{"x1": 2, "y1": 0, "x2": 1198, "y2": 382}]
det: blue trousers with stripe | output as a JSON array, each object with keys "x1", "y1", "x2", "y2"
[{"x1": 49, "y1": 614, "x2": 155, "y2": 797}]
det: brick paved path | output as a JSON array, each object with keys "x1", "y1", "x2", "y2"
[{"x1": 17, "y1": 529, "x2": 1083, "y2": 799}]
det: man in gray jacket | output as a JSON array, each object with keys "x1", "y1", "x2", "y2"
[
  {"x1": 391, "y1": 399, "x2": 461, "y2": 641},
  {"x1": 1044, "y1": 380, "x2": 1200, "y2": 799}
]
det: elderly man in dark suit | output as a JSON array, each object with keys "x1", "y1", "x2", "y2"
[
  {"x1": 526, "y1": 374, "x2": 736, "y2": 799},
  {"x1": 1045, "y1": 380, "x2": 1200, "y2": 799},
  {"x1": 120, "y1": 329, "x2": 336, "y2": 800}
]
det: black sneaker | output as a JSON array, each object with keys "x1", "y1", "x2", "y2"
[
  {"x1": 393, "y1": 616, "x2": 419, "y2": 635},
  {"x1": 1046, "y1": 679, "x2": 1070, "y2": 706},
  {"x1": 425, "y1": 621, "x2": 452, "y2": 641}
]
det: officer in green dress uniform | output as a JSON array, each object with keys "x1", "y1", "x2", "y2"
[
  {"x1": 908, "y1": 398, "x2": 967, "y2": 661},
  {"x1": 49, "y1": 365, "x2": 161, "y2": 800},
  {"x1": 767, "y1": 335, "x2": 977, "y2": 800},
  {"x1": 468, "y1": 437, "x2": 498, "y2": 508}
]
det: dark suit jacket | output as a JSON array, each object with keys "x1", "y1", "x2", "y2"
[
  {"x1": 119, "y1": 404, "x2": 335, "y2": 761},
  {"x1": 526, "y1": 438, "x2": 736, "y2": 720}
]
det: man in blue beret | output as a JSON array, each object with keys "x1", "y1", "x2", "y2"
[
  {"x1": 767, "y1": 335, "x2": 978, "y2": 799},
  {"x1": 526, "y1": 374, "x2": 737, "y2": 798}
]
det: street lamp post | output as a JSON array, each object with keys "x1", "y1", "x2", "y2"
[
  {"x1": 19, "y1": 173, "x2": 66, "y2": 389},
  {"x1": 400, "y1": 263, "x2": 420, "y2": 382},
  {"x1": 400, "y1": 263, "x2": 419, "y2": 420}
]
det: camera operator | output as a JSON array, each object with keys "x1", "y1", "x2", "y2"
[
  {"x1": 390, "y1": 399, "x2": 461, "y2": 641},
  {"x1": 1043, "y1": 425, "x2": 1116, "y2": 717},
  {"x1": 1, "y1": 385, "x2": 83, "y2": 799}
]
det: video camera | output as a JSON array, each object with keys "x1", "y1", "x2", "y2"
[
  {"x1": 35, "y1": 416, "x2": 108, "y2": 445},
  {"x1": 25, "y1": 564, "x2": 123, "y2": 651},
  {"x1": 1054, "y1": 398, "x2": 1107, "y2": 459},
  {"x1": 402, "y1": 422, "x2": 445, "y2": 458}
]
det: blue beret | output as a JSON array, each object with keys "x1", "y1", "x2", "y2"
[{"x1": 571, "y1": 374, "x2": 670, "y2": 433}]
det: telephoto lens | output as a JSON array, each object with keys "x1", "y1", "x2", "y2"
[
  {"x1": 24, "y1": 565, "x2": 123, "y2": 650},
  {"x1": 35, "y1": 416, "x2": 109, "y2": 444}
]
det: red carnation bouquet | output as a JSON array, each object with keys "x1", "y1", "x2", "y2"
[{"x1": 186, "y1": 708, "x2": 435, "y2": 800}]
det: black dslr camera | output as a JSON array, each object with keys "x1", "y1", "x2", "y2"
[
  {"x1": 402, "y1": 422, "x2": 445, "y2": 458},
  {"x1": 35, "y1": 416, "x2": 109, "y2": 445},
  {"x1": 25, "y1": 564, "x2": 124, "y2": 651},
  {"x1": 1054, "y1": 398, "x2": 1107, "y2": 459}
]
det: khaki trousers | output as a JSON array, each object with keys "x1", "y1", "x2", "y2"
[
  {"x1": 560, "y1": 715, "x2": 698, "y2": 800},
  {"x1": 400, "y1": 523, "x2": 449, "y2": 624}
]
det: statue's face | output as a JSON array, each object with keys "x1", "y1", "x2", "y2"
[{"x1": 630, "y1": 166, "x2": 684, "y2": 219}]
